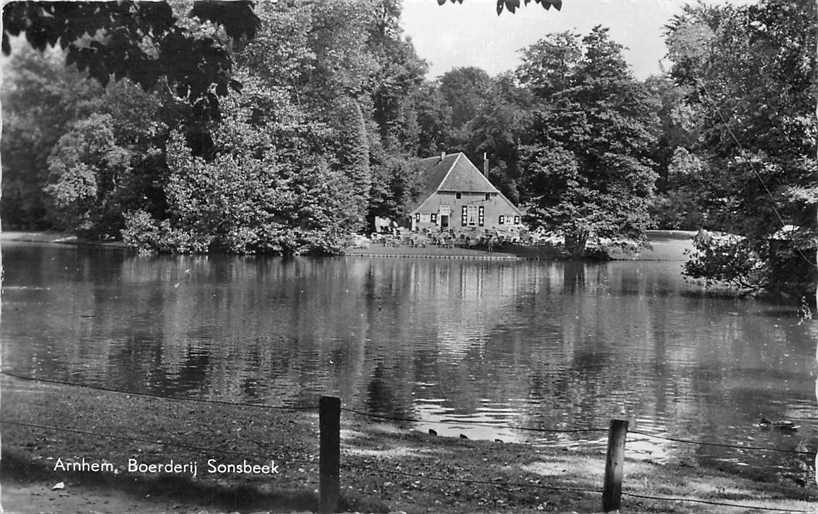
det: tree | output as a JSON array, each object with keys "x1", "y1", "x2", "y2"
[
  {"x1": 368, "y1": 156, "x2": 425, "y2": 223},
  {"x1": 414, "y1": 82, "x2": 453, "y2": 156},
  {"x1": 304, "y1": 0, "x2": 379, "y2": 107},
  {"x1": 465, "y1": 72, "x2": 533, "y2": 203},
  {"x1": 516, "y1": 32, "x2": 582, "y2": 98},
  {"x1": 2, "y1": 45, "x2": 169, "y2": 232},
  {"x1": 1, "y1": 47, "x2": 102, "y2": 228},
  {"x1": 44, "y1": 114, "x2": 132, "y2": 236},
  {"x1": 368, "y1": 0, "x2": 428, "y2": 152},
  {"x1": 666, "y1": 0, "x2": 817, "y2": 301},
  {"x1": 642, "y1": 74, "x2": 707, "y2": 230},
  {"x1": 441, "y1": 0, "x2": 563, "y2": 15},
  {"x1": 332, "y1": 97, "x2": 372, "y2": 229},
  {"x1": 5, "y1": 0, "x2": 434, "y2": 243},
  {"x1": 650, "y1": 147, "x2": 710, "y2": 229},
  {"x1": 438, "y1": 67, "x2": 493, "y2": 131},
  {"x1": 232, "y1": 2, "x2": 315, "y2": 98},
  {"x1": 123, "y1": 80, "x2": 360, "y2": 255},
  {"x1": 517, "y1": 27, "x2": 660, "y2": 256},
  {"x1": 2, "y1": 1, "x2": 259, "y2": 120}
]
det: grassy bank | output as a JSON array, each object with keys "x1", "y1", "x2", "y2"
[
  {"x1": 2, "y1": 230, "x2": 693, "y2": 262},
  {"x1": 345, "y1": 236, "x2": 693, "y2": 262},
  {"x1": 2, "y1": 374, "x2": 815, "y2": 513},
  {"x1": 0, "y1": 231, "x2": 127, "y2": 249},
  {"x1": 343, "y1": 245, "x2": 528, "y2": 260}
]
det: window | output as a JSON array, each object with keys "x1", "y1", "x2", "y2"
[
  {"x1": 461, "y1": 206, "x2": 467, "y2": 226},
  {"x1": 485, "y1": 193, "x2": 490, "y2": 201},
  {"x1": 499, "y1": 215, "x2": 505, "y2": 225},
  {"x1": 514, "y1": 215, "x2": 520, "y2": 224},
  {"x1": 478, "y1": 206, "x2": 484, "y2": 227},
  {"x1": 431, "y1": 213, "x2": 437, "y2": 224},
  {"x1": 415, "y1": 213, "x2": 420, "y2": 223},
  {"x1": 456, "y1": 192, "x2": 462, "y2": 199}
]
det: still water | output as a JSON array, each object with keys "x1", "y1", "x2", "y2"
[{"x1": 2, "y1": 241, "x2": 817, "y2": 474}]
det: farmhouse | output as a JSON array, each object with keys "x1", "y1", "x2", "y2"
[{"x1": 408, "y1": 152, "x2": 523, "y2": 232}]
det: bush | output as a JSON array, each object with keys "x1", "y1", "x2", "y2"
[
  {"x1": 683, "y1": 230, "x2": 767, "y2": 292},
  {"x1": 121, "y1": 210, "x2": 160, "y2": 254},
  {"x1": 121, "y1": 210, "x2": 212, "y2": 255}
]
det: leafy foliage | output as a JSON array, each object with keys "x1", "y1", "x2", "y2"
[
  {"x1": 44, "y1": 113, "x2": 133, "y2": 236},
  {"x1": 464, "y1": 73, "x2": 534, "y2": 204},
  {"x1": 2, "y1": 46, "x2": 172, "y2": 231},
  {"x1": 1, "y1": 47, "x2": 103, "y2": 228},
  {"x1": 368, "y1": 156, "x2": 426, "y2": 222},
  {"x1": 2, "y1": 1, "x2": 259, "y2": 120},
  {"x1": 666, "y1": 0, "x2": 817, "y2": 300},
  {"x1": 683, "y1": 232, "x2": 766, "y2": 292},
  {"x1": 517, "y1": 27, "x2": 660, "y2": 256},
  {"x1": 439, "y1": 67, "x2": 493, "y2": 131},
  {"x1": 413, "y1": 82, "x2": 453, "y2": 156},
  {"x1": 125, "y1": 80, "x2": 360, "y2": 255},
  {"x1": 440, "y1": 0, "x2": 563, "y2": 15}
]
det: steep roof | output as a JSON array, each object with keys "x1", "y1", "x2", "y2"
[
  {"x1": 438, "y1": 153, "x2": 499, "y2": 193},
  {"x1": 408, "y1": 152, "x2": 505, "y2": 213}
]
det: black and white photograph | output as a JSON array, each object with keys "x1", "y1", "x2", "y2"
[{"x1": 1, "y1": 0, "x2": 817, "y2": 512}]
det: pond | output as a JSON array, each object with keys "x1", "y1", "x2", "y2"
[{"x1": 2, "y1": 240, "x2": 816, "y2": 476}]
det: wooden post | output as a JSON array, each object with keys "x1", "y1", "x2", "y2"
[
  {"x1": 602, "y1": 419, "x2": 628, "y2": 512},
  {"x1": 319, "y1": 396, "x2": 341, "y2": 514}
]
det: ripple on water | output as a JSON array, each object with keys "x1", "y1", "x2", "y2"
[{"x1": 1, "y1": 244, "x2": 817, "y2": 476}]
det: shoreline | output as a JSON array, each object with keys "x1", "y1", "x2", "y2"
[
  {"x1": 1, "y1": 230, "x2": 694, "y2": 262},
  {"x1": 0, "y1": 231, "x2": 127, "y2": 249},
  {"x1": 2, "y1": 374, "x2": 814, "y2": 513}
]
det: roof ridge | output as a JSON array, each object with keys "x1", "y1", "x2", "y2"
[
  {"x1": 434, "y1": 152, "x2": 462, "y2": 193},
  {"x1": 437, "y1": 153, "x2": 500, "y2": 194}
]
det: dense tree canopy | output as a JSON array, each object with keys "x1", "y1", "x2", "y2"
[
  {"x1": 2, "y1": 1, "x2": 259, "y2": 120},
  {"x1": 665, "y1": 0, "x2": 817, "y2": 300},
  {"x1": 442, "y1": 0, "x2": 563, "y2": 15},
  {"x1": 516, "y1": 26, "x2": 660, "y2": 255},
  {"x1": 3, "y1": 0, "x2": 815, "y2": 290}
]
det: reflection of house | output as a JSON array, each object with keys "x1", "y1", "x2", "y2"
[{"x1": 408, "y1": 153, "x2": 523, "y2": 232}]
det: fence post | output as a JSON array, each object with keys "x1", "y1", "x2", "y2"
[
  {"x1": 602, "y1": 419, "x2": 628, "y2": 512},
  {"x1": 319, "y1": 396, "x2": 341, "y2": 514}
]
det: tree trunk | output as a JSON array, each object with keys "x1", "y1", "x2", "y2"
[{"x1": 565, "y1": 229, "x2": 589, "y2": 258}]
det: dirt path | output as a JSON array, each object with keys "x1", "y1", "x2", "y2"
[{"x1": 2, "y1": 478, "x2": 213, "y2": 514}]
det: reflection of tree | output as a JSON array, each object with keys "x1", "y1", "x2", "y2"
[
  {"x1": 366, "y1": 363, "x2": 413, "y2": 423},
  {"x1": 562, "y1": 262, "x2": 586, "y2": 294},
  {"x1": 5, "y1": 246, "x2": 818, "y2": 474}
]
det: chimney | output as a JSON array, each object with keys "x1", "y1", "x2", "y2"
[
  {"x1": 483, "y1": 153, "x2": 488, "y2": 176},
  {"x1": 440, "y1": 151, "x2": 445, "y2": 162}
]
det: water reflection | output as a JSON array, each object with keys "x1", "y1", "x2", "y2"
[{"x1": 2, "y1": 241, "x2": 816, "y2": 475}]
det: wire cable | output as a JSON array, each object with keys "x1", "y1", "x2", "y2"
[
  {"x1": 629, "y1": 430, "x2": 814, "y2": 456},
  {"x1": 694, "y1": 77, "x2": 817, "y2": 271},
  {"x1": 622, "y1": 490, "x2": 811, "y2": 513},
  {"x1": 0, "y1": 418, "x2": 315, "y2": 468},
  {"x1": 339, "y1": 407, "x2": 607, "y2": 434},
  {"x1": 341, "y1": 459, "x2": 599, "y2": 495}
]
